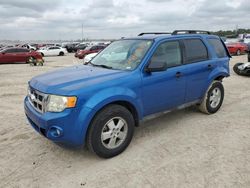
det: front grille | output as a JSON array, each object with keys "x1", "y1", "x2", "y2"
[{"x1": 28, "y1": 87, "x2": 48, "y2": 113}]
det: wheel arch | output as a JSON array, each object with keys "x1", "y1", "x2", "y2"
[
  {"x1": 78, "y1": 88, "x2": 143, "y2": 145},
  {"x1": 201, "y1": 70, "x2": 229, "y2": 99},
  {"x1": 83, "y1": 100, "x2": 140, "y2": 146}
]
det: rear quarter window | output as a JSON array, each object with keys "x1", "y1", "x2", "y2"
[
  {"x1": 208, "y1": 38, "x2": 228, "y2": 58},
  {"x1": 183, "y1": 39, "x2": 208, "y2": 64}
]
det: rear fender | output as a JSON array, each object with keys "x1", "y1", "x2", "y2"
[{"x1": 202, "y1": 67, "x2": 229, "y2": 97}]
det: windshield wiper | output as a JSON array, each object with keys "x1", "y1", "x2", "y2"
[{"x1": 88, "y1": 61, "x2": 113, "y2": 69}]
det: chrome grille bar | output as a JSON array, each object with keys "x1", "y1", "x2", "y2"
[{"x1": 28, "y1": 87, "x2": 48, "y2": 113}]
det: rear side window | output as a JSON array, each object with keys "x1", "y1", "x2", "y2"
[
  {"x1": 183, "y1": 39, "x2": 208, "y2": 64},
  {"x1": 208, "y1": 38, "x2": 227, "y2": 58}
]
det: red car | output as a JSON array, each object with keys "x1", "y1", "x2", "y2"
[
  {"x1": 0, "y1": 48, "x2": 43, "y2": 64},
  {"x1": 75, "y1": 45, "x2": 106, "y2": 59},
  {"x1": 226, "y1": 42, "x2": 248, "y2": 56}
]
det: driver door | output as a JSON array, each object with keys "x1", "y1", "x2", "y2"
[{"x1": 141, "y1": 40, "x2": 187, "y2": 116}]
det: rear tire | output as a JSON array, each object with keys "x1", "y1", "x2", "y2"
[
  {"x1": 199, "y1": 81, "x2": 224, "y2": 114},
  {"x1": 233, "y1": 63, "x2": 244, "y2": 75},
  {"x1": 87, "y1": 105, "x2": 135, "y2": 158},
  {"x1": 59, "y1": 52, "x2": 64, "y2": 56}
]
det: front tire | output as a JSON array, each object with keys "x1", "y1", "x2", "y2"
[
  {"x1": 199, "y1": 81, "x2": 224, "y2": 114},
  {"x1": 87, "y1": 105, "x2": 135, "y2": 158}
]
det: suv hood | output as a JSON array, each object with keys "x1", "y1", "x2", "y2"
[{"x1": 29, "y1": 65, "x2": 128, "y2": 95}]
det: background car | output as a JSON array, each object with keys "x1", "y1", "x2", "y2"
[
  {"x1": 73, "y1": 44, "x2": 88, "y2": 53},
  {"x1": 62, "y1": 42, "x2": 80, "y2": 53},
  {"x1": 244, "y1": 35, "x2": 250, "y2": 43},
  {"x1": 20, "y1": 44, "x2": 37, "y2": 51},
  {"x1": 0, "y1": 48, "x2": 43, "y2": 64},
  {"x1": 226, "y1": 42, "x2": 248, "y2": 55},
  {"x1": 37, "y1": 46, "x2": 67, "y2": 57},
  {"x1": 75, "y1": 45, "x2": 106, "y2": 59}
]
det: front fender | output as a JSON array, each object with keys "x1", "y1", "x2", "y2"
[
  {"x1": 76, "y1": 87, "x2": 143, "y2": 145},
  {"x1": 84, "y1": 87, "x2": 143, "y2": 119}
]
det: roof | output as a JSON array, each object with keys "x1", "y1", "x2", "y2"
[
  {"x1": 125, "y1": 34, "x2": 219, "y2": 41},
  {"x1": 123, "y1": 30, "x2": 219, "y2": 41}
]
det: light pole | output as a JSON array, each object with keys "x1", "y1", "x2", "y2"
[{"x1": 81, "y1": 23, "x2": 83, "y2": 42}]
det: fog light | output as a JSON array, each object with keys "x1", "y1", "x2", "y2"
[{"x1": 49, "y1": 126, "x2": 63, "y2": 138}]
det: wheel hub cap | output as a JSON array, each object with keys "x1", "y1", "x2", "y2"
[
  {"x1": 209, "y1": 87, "x2": 221, "y2": 108},
  {"x1": 101, "y1": 117, "x2": 128, "y2": 149}
]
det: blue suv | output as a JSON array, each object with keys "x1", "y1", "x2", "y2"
[{"x1": 24, "y1": 30, "x2": 230, "y2": 158}]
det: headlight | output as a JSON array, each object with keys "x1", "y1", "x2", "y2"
[{"x1": 46, "y1": 95, "x2": 77, "y2": 112}]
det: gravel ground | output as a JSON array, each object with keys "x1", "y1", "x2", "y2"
[{"x1": 0, "y1": 54, "x2": 249, "y2": 188}]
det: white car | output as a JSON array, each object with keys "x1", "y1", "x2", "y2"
[
  {"x1": 244, "y1": 36, "x2": 250, "y2": 44},
  {"x1": 37, "y1": 46, "x2": 67, "y2": 57},
  {"x1": 21, "y1": 44, "x2": 36, "y2": 51},
  {"x1": 83, "y1": 52, "x2": 98, "y2": 64}
]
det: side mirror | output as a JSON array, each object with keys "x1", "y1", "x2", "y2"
[{"x1": 145, "y1": 60, "x2": 167, "y2": 73}]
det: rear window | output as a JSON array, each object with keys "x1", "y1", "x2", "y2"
[
  {"x1": 208, "y1": 38, "x2": 228, "y2": 58},
  {"x1": 183, "y1": 39, "x2": 208, "y2": 64}
]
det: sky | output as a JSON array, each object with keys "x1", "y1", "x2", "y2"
[{"x1": 0, "y1": 0, "x2": 249, "y2": 40}]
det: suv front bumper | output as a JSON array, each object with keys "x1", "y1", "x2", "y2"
[{"x1": 24, "y1": 96, "x2": 93, "y2": 147}]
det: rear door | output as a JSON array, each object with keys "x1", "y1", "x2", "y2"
[
  {"x1": 181, "y1": 38, "x2": 214, "y2": 103},
  {"x1": 141, "y1": 40, "x2": 187, "y2": 116}
]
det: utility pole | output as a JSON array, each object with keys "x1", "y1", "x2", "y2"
[{"x1": 81, "y1": 23, "x2": 83, "y2": 42}]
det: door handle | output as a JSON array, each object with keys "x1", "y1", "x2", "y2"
[{"x1": 175, "y1": 72, "x2": 182, "y2": 78}]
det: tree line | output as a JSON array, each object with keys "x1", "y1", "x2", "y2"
[{"x1": 211, "y1": 29, "x2": 250, "y2": 38}]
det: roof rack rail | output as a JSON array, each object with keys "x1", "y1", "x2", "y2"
[
  {"x1": 138, "y1": 32, "x2": 171, "y2": 36},
  {"x1": 172, "y1": 30, "x2": 211, "y2": 35}
]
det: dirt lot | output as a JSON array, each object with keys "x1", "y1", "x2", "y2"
[{"x1": 0, "y1": 54, "x2": 249, "y2": 188}]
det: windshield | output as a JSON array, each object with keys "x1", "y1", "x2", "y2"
[{"x1": 91, "y1": 39, "x2": 152, "y2": 71}]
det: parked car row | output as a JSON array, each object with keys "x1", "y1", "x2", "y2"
[{"x1": 0, "y1": 41, "x2": 110, "y2": 64}]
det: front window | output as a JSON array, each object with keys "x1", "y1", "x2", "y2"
[{"x1": 91, "y1": 39, "x2": 152, "y2": 71}]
